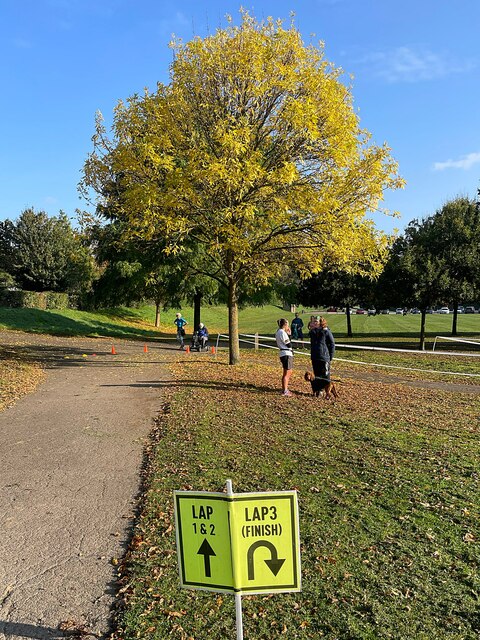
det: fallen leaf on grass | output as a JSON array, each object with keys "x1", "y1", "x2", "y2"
[{"x1": 163, "y1": 609, "x2": 186, "y2": 617}]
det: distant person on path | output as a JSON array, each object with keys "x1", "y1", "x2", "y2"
[
  {"x1": 174, "y1": 313, "x2": 188, "y2": 349},
  {"x1": 307, "y1": 315, "x2": 316, "y2": 330},
  {"x1": 276, "y1": 318, "x2": 293, "y2": 396},
  {"x1": 197, "y1": 322, "x2": 209, "y2": 349},
  {"x1": 291, "y1": 312, "x2": 304, "y2": 348},
  {"x1": 309, "y1": 315, "x2": 335, "y2": 382}
]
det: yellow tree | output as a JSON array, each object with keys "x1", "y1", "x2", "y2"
[{"x1": 81, "y1": 12, "x2": 403, "y2": 364}]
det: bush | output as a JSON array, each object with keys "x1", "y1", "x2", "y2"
[
  {"x1": 0, "y1": 289, "x2": 25, "y2": 308},
  {"x1": 22, "y1": 291, "x2": 47, "y2": 309},
  {"x1": 44, "y1": 291, "x2": 69, "y2": 309},
  {"x1": 0, "y1": 290, "x2": 69, "y2": 310}
]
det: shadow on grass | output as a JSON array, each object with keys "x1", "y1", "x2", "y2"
[
  {"x1": 0, "y1": 307, "x2": 164, "y2": 340},
  {"x1": 100, "y1": 378, "x2": 278, "y2": 394}
]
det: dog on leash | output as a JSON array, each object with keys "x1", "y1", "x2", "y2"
[{"x1": 304, "y1": 371, "x2": 338, "y2": 400}]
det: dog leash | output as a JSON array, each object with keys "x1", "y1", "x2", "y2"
[{"x1": 311, "y1": 375, "x2": 342, "y2": 383}]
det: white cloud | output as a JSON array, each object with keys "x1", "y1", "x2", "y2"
[
  {"x1": 11, "y1": 37, "x2": 33, "y2": 49},
  {"x1": 357, "y1": 46, "x2": 476, "y2": 83},
  {"x1": 433, "y1": 152, "x2": 480, "y2": 171}
]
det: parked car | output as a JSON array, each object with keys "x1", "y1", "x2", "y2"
[
  {"x1": 426, "y1": 309, "x2": 434, "y2": 314},
  {"x1": 457, "y1": 306, "x2": 465, "y2": 314},
  {"x1": 465, "y1": 306, "x2": 476, "y2": 314},
  {"x1": 367, "y1": 309, "x2": 376, "y2": 316},
  {"x1": 395, "y1": 308, "x2": 404, "y2": 315},
  {"x1": 438, "y1": 307, "x2": 450, "y2": 314},
  {"x1": 356, "y1": 308, "x2": 366, "y2": 314},
  {"x1": 326, "y1": 307, "x2": 337, "y2": 312},
  {"x1": 410, "y1": 308, "x2": 421, "y2": 314},
  {"x1": 380, "y1": 309, "x2": 390, "y2": 314}
]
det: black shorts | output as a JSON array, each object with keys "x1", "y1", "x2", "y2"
[{"x1": 280, "y1": 355, "x2": 293, "y2": 371}]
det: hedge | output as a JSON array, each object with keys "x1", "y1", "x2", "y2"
[{"x1": 0, "y1": 290, "x2": 70, "y2": 309}]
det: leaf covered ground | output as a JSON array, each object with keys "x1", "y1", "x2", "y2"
[
  {"x1": 112, "y1": 350, "x2": 479, "y2": 640},
  {"x1": 0, "y1": 346, "x2": 45, "y2": 411}
]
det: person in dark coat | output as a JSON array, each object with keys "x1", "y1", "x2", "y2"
[
  {"x1": 197, "y1": 323, "x2": 209, "y2": 349},
  {"x1": 309, "y1": 316, "x2": 335, "y2": 382}
]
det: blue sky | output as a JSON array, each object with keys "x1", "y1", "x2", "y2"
[{"x1": 1, "y1": 0, "x2": 479, "y2": 234}]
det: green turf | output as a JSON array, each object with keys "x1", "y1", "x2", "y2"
[
  {"x1": 0, "y1": 306, "x2": 161, "y2": 339},
  {"x1": 112, "y1": 353, "x2": 480, "y2": 640},
  {"x1": 0, "y1": 304, "x2": 479, "y2": 350}
]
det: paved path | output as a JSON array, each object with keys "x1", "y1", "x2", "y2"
[{"x1": 0, "y1": 333, "x2": 173, "y2": 639}]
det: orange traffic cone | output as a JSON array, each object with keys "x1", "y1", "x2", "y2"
[
  {"x1": 211, "y1": 346, "x2": 216, "y2": 354},
  {"x1": 143, "y1": 344, "x2": 148, "y2": 353},
  {"x1": 185, "y1": 345, "x2": 190, "y2": 354},
  {"x1": 111, "y1": 345, "x2": 117, "y2": 355}
]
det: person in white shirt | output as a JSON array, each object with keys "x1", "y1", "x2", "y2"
[{"x1": 275, "y1": 318, "x2": 293, "y2": 396}]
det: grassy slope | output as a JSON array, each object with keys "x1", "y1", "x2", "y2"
[
  {"x1": 113, "y1": 351, "x2": 480, "y2": 640},
  {"x1": 1, "y1": 304, "x2": 479, "y2": 346}
]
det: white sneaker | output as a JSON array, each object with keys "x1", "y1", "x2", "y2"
[{"x1": 282, "y1": 390, "x2": 292, "y2": 396}]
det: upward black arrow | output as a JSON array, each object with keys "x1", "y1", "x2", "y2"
[
  {"x1": 247, "y1": 540, "x2": 286, "y2": 580},
  {"x1": 197, "y1": 538, "x2": 216, "y2": 578}
]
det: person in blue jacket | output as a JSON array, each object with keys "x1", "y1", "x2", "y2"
[
  {"x1": 308, "y1": 315, "x2": 335, "y2": 382},
  {"x1": 197, "y1": 323, "x2": 209, "y2": 350},
  {"x1": 174, "y1": 313, "x2": 188, "y2": 349}
]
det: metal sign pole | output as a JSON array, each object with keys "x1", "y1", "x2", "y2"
[
  {"x1": 215, "y1": 334, "x2": 222, "y2": 358},
  {"x1": 226, "y1": 479, "x2": 244, "y2": 640}
]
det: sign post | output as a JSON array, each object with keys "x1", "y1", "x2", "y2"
[
  {"x1": 226, "y1": 479, "x2": 244, "y2": 640},
  {"x1": 174, "y1": 481, "x2": 301, "y2": 636}
]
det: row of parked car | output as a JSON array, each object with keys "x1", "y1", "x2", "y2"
[{"x1": 352, "y1": 306, "x2": 478, "y2": 316}]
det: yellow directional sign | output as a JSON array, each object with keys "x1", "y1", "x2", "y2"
[
  {"x1": 174, "y1": 492, "x2": 234, "y2": 592},
  {"x1": 174, "y1": 490, "x2": 301, "y2": 595},
  {"x1": 230, "y1": 493, "x2": 300, "y2": 593}
]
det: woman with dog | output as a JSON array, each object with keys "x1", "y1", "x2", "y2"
[
  {"x1": 309, "y1": 316, "x2": 335, "y2": 383},
  {"x1": 276, "y1": 318, "x2": 293, "y2": 397}
]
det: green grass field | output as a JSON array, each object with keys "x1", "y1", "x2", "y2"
[
  {"x1": 113, "y1": 350, "x2": 479, "y2": 640},
  {"x1": 1, "y1": 304, "x2": 479, "y2": 350},
  {"x1": 0, "y1": 306, "x2": 479, "y2": 638}
]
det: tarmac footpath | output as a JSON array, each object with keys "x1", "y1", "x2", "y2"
[{"x1": 0, "y1": 334, "x2": 172, "y2": 639}]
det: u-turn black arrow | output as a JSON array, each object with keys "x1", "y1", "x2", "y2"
[
  {"x1": 247, "y1": 540, "x2": 285, "y2": 580},
  {"x1": 197, "y1": 538, "x2": 216, "y2": 577}
]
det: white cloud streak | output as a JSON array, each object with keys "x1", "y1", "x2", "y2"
[
  {"x1": 357, "y1": 46, "x2": 476, "y2": 83},
  {"x1": 11, "y1": 37, "x2": 33, "y2": 49},
  {"x1": 433, "y1": 152, "x2": 480, "y2": 171}
]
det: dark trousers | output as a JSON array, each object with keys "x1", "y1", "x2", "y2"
[{"x1": 312, "y1": 359, "x2": 330, "y2": 381}]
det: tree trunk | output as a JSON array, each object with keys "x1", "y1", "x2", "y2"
[
  {"x1": 346, "y1": 304, "x2": 353, "y2": 337},
  {"x1": 154, "y1": 300, "x2": 161, "y2": 328},
  {"x1": 451, "y1": 301, "x2": 458, "y2": 336},
  {"x1": 228, "y1": 278, "x2": 240, "y2": 365},
  {"x1": 419, "y1": 310, "x2": 426, "y2": 350},
  {"x1": 193, "y1": 290, "x2": 202, "y2": 330}
]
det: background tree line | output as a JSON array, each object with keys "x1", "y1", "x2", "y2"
[
  {"x1": 298, "y1": 195, "x2": 480, "y2": 349},
  {"x1": 1, "y1": 193, "x2": 479, "y2": 352}
]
